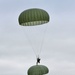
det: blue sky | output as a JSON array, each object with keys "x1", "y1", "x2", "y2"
[{"x1": 0, "y1": 0, "x2": 75, "y2": 75}]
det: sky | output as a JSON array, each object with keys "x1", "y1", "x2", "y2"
[{"x1": 0, "y1": 0, "x2": 75, "y2": 75}]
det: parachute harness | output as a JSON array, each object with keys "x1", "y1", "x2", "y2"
[{"x1": 36, "y1": 57, "x2": 41, "y2": 65}]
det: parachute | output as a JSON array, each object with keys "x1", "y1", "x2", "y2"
[
  {"x1": 18, "y1": 8, "x2": 50, "y2": 57},
  {"x1": 28, "y1": 65, "x2": 49, "y2": 75}
]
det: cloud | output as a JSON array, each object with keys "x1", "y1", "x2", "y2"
[{"x1": 0, "y1": 58, "x2": 29, "y2": 75}]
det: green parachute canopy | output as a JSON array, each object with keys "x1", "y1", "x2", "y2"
[
  {"x1": 28, "y1": 65, "x2": 49, "y2": 75},
  {"x1": 18, "y1": 8, "x2": 49, "y2": 26}
]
